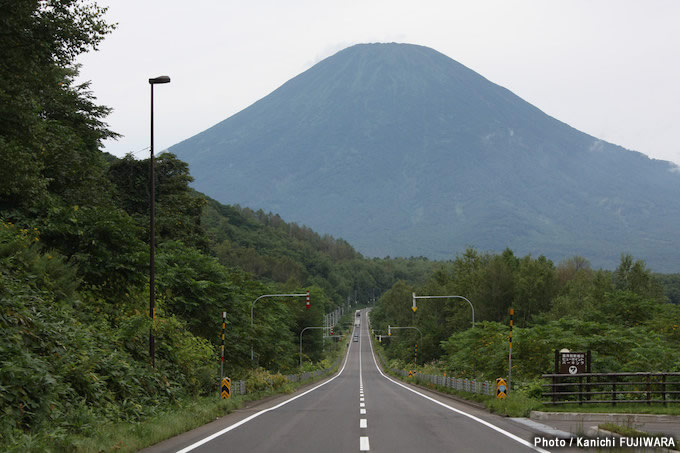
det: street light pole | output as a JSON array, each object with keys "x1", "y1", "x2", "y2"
[
  {"x1": 412, "y1": 293, "x2": 475, "y2": 327},
  {"x1": 386, "y1": 326, "x2": 423, "y2": 367},
  {"x1": 299, "y1": 326, "x2": 324, "y2": 367},
  {"x1": 148, "y1": 75, "x2": 170, "y2": 368},
  {"x1": 250, "y1": 292, "x2": 309, "y2": 362}
]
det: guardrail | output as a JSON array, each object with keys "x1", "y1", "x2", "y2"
[
  {"x1": 542, "y1": 372, "x2": 680, "y2": 405},
  {"x1": 374, "y1": 344, "x2": 492, "y2": 396}
]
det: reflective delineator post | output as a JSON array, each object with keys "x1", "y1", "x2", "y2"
[
  {"x1": 414, "y1": 343, "x2": 418, "y2": 369},
  {"x1": 221, "y1": 377, "x2": 231, "y2": 399},
  {"x1": 508, "y1": 308, "x2": 514, "y2": 395},
  {"x1": 220, "y1": 311, "x2": 226, "y2": 393}
]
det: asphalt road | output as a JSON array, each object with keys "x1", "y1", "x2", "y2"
[{"x1": 145, "y1": 310, "x2": 554, "y2": 452}]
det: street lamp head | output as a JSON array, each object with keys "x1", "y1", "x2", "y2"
[{"x1": 149, "y1": 75, "x2": 171, "y2": 84}]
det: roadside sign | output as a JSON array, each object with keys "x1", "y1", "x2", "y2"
[
  {"x1": 559, "y1": 352, "x2": 586, "y2": 374},
  {"x1": 496, "y1": 378, "x2": 507, "y2": 399}
]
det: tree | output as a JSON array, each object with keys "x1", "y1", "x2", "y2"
[
  {"x1": 107, "y1": 153, "x2": 209, "y2": 250},
  {"x1": 513, "y1": 255, "x2": 557, "y2": 326},
  {"x1": 0, "y1": 0, "x2": 117, "y2": 215},
  {"x1": 613, "y1": 254, "x2": 664, "y2": 301}
]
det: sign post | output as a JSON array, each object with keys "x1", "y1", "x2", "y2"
[
  {"x1": 554, "y1": 349, "x2": 591, "y2": 403},
  {"x1": 508, "y1": 308, "x2": 513, "y2": 395},
  {"x1": 220, "y1": 311, "x2": 226, "y2": 387}
]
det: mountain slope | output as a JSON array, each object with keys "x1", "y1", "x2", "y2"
[{"x1": 169, "y1": 43, "x2": 680, "y2": 271}]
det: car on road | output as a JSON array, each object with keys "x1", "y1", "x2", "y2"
[{"x1": 353, "y1": 334, "x2": 359, "y2": 342}]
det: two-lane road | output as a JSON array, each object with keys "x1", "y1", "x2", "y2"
[{"x1": 146, "y1": 310, "x2": 552, "y2": 452}]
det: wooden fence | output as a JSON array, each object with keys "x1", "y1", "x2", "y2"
[{"x1": 542, "y1": 372, "x2": 680, "y2": 405}]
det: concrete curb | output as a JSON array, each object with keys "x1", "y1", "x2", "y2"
[{"x1": 531, "y1": 411, "x2": 680, "y2": 424}]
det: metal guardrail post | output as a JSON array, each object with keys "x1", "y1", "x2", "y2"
[{"x1": 662, "y1": 375, "x2": 667, "y2": 406}]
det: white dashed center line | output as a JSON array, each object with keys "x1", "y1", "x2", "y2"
[
  {"x1": 360, "y1": 436, "x2": 370, "y2": 451},
  {"x1": 358, "y1": 322, "x2": 370, "y2": 450}
]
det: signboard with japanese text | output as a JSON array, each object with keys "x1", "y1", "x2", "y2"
[{"x1": 559, "y1": 352, "x2": 586, "y2": 374}]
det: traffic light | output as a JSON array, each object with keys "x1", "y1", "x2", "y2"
[
  {"x1": 388, "y1": 325, "x2": 391, "y2": 336},
  {"x1": 330, "y1": 327, "x2": 334, "y2": 335},
  {"x1": 306, "y1": 290, "x2": 310, "y2": 309}
]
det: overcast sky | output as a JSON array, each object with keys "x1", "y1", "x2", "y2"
[{"x1": 77, "y1": 0, "x2": 680, "y2": 165}]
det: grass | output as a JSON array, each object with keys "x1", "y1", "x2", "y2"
[
  {"x1": 401, "y1": 374, "x2": 542, "y2": 417},
  {"x1": 70, "y1": 395, "x2": 243, "y2": 453}
]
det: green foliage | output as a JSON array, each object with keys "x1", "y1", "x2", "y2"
[
  {"x1": 0, "y1": 0, "x2": 117, "y2": 215},
  {"x1": 441, "y1": 322, "x2": 509, "y2": 378},
  {"x1": 40, "y1": 204, "x2": 147, "y2": 297},
  {"x1": 437, "y1": 318, "x2": 680, "y2": 383},
  {"x1": 204, "y1": 198, "x2": 438, "y2": 305},
  {"x1": 107, "y1": 153, "x2": 208, "y2": 251},
  {"x1": 0, "y1": 224, "x2": 219, "y2": 449},
  {"x1": 656, "y1": 273, "x2": 680, "y2": 305},
  {"x1": 155, "y1": 241, "x2": 236, "y2": 337},
  {"x1": 374, "y1": 248, "x2": 680, "y2": 384}
]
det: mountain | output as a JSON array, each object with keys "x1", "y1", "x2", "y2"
[{"x1": 169, "y1": 43, "x2": 680, "y2": 272}]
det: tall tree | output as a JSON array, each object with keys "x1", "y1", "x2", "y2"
[{"x1": 0, "y1": 0, "x2": 116, "y2": 216}]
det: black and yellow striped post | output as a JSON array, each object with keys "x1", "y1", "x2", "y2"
[
  {"x1": 508, "y1": 308, "x2": 513, "y2": 395},
  {"x1": 220, "y1": 312, "x2": 226, "y2": 383},
  {"x1": 221, "y1": 377, "x2": 231, "y2": 399},
  {"x1": 414, "y1": 343, "x2": 418, "y2": 370}
]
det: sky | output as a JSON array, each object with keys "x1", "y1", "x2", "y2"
[{"x1": 77, "y1": 0, "x2": 680, "y2": 165}]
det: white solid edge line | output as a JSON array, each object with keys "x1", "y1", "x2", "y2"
[
  {"x1": 176, "y1": 333, "x2": 356, "y2": 453},
  {"x1": 367, "y1": 332, "x2": 550, "y2": 453}
]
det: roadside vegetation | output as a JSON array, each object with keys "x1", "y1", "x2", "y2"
[
  {"x1": 370, "y1": 250, "x2": 680, "y2": 414},
  {"x1": 69, "y1": 334, "x2": 350, "y2": 453}
]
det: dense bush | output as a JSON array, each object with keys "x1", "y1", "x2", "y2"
[{"x1": 0, "y1": 224, "x2": 216, "y2": 447}]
